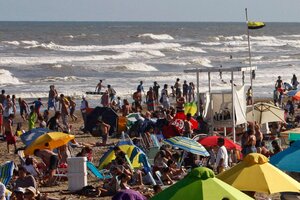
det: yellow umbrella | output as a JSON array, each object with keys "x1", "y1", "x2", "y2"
[
  {"x1": 24, "y1": 132, "x2": 75, "y2": 155},
  {"x1": 217, "y1": 153, "x2": 300, "y2": 194}
]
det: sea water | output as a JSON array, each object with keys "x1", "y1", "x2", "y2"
[{"x1": 1, "y1": 22, "x2": 300, "y2": 105}]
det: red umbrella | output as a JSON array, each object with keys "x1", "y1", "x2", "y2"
[
  {"x1": 198, "y1": 136, "x2": 242, "y2": 150},
  {"x1": 174, "y1": 112, "x2": 198, "y2": 129}
]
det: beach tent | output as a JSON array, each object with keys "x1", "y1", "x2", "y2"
[
  {"x1": 270, "y1": 140, "x2": 300, "y2": 172},
  {"x1": 86, "y1": 107, "x2": 118, "y2": 135},
  {"x1": 151, "y1": 167, "x2": 254, "y2": 200},
  {"x1": 20, "y1": 128, "x2": 50, "y2": 146},
  {"x1": 98, "y1": 141, "x2": 151, "y2": 173},
  {"x1": 217, "y1": 153, "x2": 300, "y2": 194}
]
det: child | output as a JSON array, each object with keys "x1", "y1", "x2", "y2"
[{"x1": 4, "y1": 114, "x2": 16, "y2": 153}]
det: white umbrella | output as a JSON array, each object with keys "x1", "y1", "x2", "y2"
[{"x1": 246, "y1": 102, "x2": 285, "y2": 124}]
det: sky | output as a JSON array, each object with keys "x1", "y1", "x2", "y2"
[{"x1": 0, "y1": 0, "x2": 299, "y2": 22}]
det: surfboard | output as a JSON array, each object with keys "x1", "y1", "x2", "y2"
[{"x1": 86, "y1": 91, "x2": 104, "y2": 95}]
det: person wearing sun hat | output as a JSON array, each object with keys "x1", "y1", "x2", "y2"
[{"x1": 25, "y1": 186, "x2": 36, "y2": 200}]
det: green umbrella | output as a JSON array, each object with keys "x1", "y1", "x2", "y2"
[{"x1": 151, "y1": 167, "x2": 254, "y2": 200}]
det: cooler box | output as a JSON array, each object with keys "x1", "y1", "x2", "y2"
[
  {"x1": 67, "y1": 157, "x2": 87, "y2": 173},
  {"x1": 67, "y1": 172, "x2": 88, "y2": 192}
]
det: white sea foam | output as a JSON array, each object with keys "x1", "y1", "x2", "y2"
[
  {"x1": 177, "y1": 47, "x2": 206, "y2": 53},
  {"x1": 52, "y1": 64, "x2": 62, "y2": 68},
  {"x1": 116, "y1": 63, "x2": 158, "y2": 72},
  {"x1": 200, "y1": 42, "x2": 222, "y2": 46},
  {"x1": 190, "y1": 57, "x2": 213, "y2": 67},
  {"x1": 2, "y1": 41, "x2": 20, "y2": 46},
  {"x1": 0, "y1": 52, "x2": 147, "y2": 66},
  {"x1": 0, "y1": 69, "x2": 22, "y2": 85},
  {"x1": 21, "y1": 40, "x2": 39, "y2": 46},
  {"x1": 28, "y1": 41, "x2": 180, "y2": 53},
  {"x1": 138, "y1": 33, "x2": 174, "y2": 40}
]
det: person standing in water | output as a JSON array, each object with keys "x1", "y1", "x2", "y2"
[
  {"x1": 95, "y1": 80, "x2": 105, "y2": 93},
  {"x1": 291, "y1": 74, "x2": 298, "y2": 90}
]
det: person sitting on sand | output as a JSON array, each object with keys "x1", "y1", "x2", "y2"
[
  {"x1": 34, "y1": 149, "x2": 58, "y2": 186},
  {"x1": 161, "y1": 167, "x2": 174, "y2": 185},
  {"x1": 14, "y1": 166, "x2": 37, "y2": 190},
  {"x1": 47, "y1": 111, "x2": 63, "y2": 132}
]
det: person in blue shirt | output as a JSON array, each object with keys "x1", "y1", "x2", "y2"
[{"x1": 31, "y1": 98, "x2": 43, "y2": 117}]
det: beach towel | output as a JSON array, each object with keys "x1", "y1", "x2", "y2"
[{"x1": 0, "y1": 161, "x2": 15, "y2": 186}]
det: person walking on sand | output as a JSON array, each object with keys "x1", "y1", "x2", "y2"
[
  {"x1": 107, "y1": 85, "x2": 117, "y2": 102},
  {"x1": 28, "y1": 106, "x2": 37, "y2": 131},
  {"x1": 275, "y1": 76, "x2": 283, "y2": 90},
  {"x1": 67, "y1": 96, "x2": 77, "y2": 122},
  {"x1": 95, "y1": 79, "x2": 105, "y2": 93},
  {"x1": 95, "y1": 119, "x2": 112, "y2": 146},
  {"x1": 18, "y1": 97, "x2": 29, "y2": 121},
  {"x1": 48, "y1": 85, "x2": 58, "y2": 111},
  {"x1": 246, "y1": 86, "x2": 253, "y2": 105},
  {"x1": 80, "y1": 96, "x2": 89, "y2": 130},
  {"x1": 31, "y1": 98, "x2": 43, "y2": 117},
  {"x1": 216, "y1": 138, "x2": 228, "y2": 174},
  {"x1": 291, "y1": 74, "x2": 298, "y2": 90},
  {"x1": 59, "y1": 94, "x2": 70, "y2": 131},
  {"x1": 153, "y1": 81, "x2": 160, "y2": 104},
  {"x1": 182, "y1": 80, "x2": 188, "y2": 101},
  {"x1": 146, "y1": 87, "x2": 156, "y2": 112},
  {"x1": 161, "y1": 84, "x2": 170, "y2": 109},
  {"x1": 4, "y1": 114, "x2": 17, "y2": 153}
]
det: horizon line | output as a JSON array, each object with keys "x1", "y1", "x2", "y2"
[{"x1": 0, "y1": 20, "x2": 299, "y2": 23}]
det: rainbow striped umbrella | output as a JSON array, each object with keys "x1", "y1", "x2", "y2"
[{"x1": 164, "y1": 136, "x2": 209, "y2": 156}]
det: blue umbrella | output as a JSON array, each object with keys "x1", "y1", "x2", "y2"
[
  {"x1": 20, "y1": 128, "x2": 50, "y2": 146},
  {"x1": 270, "y1": 140, "x2": 300, "y2": 172},
  {"x1": 164, "y1": 136, "x2": 209, "y2": 156},
  {"x1": 286, "y1": 89, "x2": 300, "y2": 97}
]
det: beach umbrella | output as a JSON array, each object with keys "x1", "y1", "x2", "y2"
[
  {"x1": 217, "y1": 153, "x2": 300, "y2": 194},
  {"x1": 163, "y1": 136, "x2": 209, "y2": 156},
  {"x1": 113, "y1": 189, "x2": 146, "y2": 200},
  {"x1": 174, "y1": 112, "x2": 198, "y2": 129},
  {"x1": 126, "y1": 113, "x2": 144, "y2": 129},
  {"x1": 184, "y1": 102, "x2": 197, "y2": 116},
  {"x1": 24, "y1": 132, "x2": 75, "y2": 155},
  {"x1": 20, "y1": 128, "x2": 50, "y2": 146},
  {"x1": 151, "y1": 167, "x2": 254, "y2": 200},
  {"x1": 246, "y1": 102, "x2": 285, "y2": 124},
  {"x1": 198, "y1": 136, "x2": 242, "y2": 150},
  {"x1": 98, "y1": 140, "x2": 151, "y2": 173},
  {"x1": 270, "y1": 140, "x2": 300, "y2": 172},
  {"x1": 286, "y1": 89, "x2": 300, "y2": 100}
]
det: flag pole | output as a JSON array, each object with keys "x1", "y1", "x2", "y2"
[{"x1": 245, "y1": 8, "x2": 255, "y2": 121}]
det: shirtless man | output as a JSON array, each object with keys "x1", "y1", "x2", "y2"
[
  {"x1": 4, "y1": 114, "x2": 16, "y2": 153},
  {"x1": 59, "y1": 94, "x2": 69, "y2": 131},
  {"x1": 48, "y1": 85, "x2": 58, "y2": 111},
  {"x1": 0, "y1": 103, "x2": 3, "y2": 138},
  {"x1": 183, "y1": 113, "x2": 193, "y2": 138},
  {"x1": 34, "y1": 149, "x2": 58, "y2": 186},
  {"x1": 96, "y1": 119, "x2": 112, "y2": 146},
  {"x1": 95, "y1": 80, "x2": 104, "y2": 93},
  {"x1": 244, "y1": 128, "x2": 257, "y2": 156},
  {"x1": 275, "y1": 76, "x2": 283, "y2": 90}
]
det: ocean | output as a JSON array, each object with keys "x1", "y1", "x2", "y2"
[{"x1": 1, "y1": 22, "x2": 300, "y2": 104}]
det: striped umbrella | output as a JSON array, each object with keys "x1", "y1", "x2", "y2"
[
  {"x1": 164, "y1": 136, "x2": 209, "y2": 156},
  {"x1": 287, "y1": 89, "x2": 300, "y2": 100}
]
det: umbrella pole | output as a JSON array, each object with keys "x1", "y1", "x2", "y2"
[{"x1": 231, "y1": 71, "x2": 236, "y2": 143}]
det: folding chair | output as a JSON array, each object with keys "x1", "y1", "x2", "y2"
[
  {"x1": 0, "y1": 161, "x2": 15, "y2": 186},
  {"x1": 87, "y1": 161, "x2": 112, "y2": 180},
  {"x1": 154, "y1": 170, "x2": 164, "y2": 186}
]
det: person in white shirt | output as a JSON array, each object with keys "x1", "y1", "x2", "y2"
[{"x1": 216, "y1": 137, "x2": 228, "y2": 174}]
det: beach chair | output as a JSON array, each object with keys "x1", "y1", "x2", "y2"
[
  {"x1": 17, "y1": 150, "x2": 26, "y2": 165},
  {"x1": 0, "y1": 161, "x2": 15, "y2": 186},
  {"x1": 154, "y1": 170, "x2": 164, "y2": 186},
  {"x1": 87, "y1": 161, "x2": 112, "y2": 180},
  {"x1": 54, "y1": 163, "x2": 68, "y2": 182}
]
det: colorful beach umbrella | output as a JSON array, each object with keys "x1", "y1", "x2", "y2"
[
  {"x1": 126, "y1": 113, "x2": 144, "y2": 129},
  {"x1": 151, "y1": 167, "x2": 254, "y2": 200},
  {"x1": 217, "y1": 153, "x2": 300, "y2": 194},
  {"x1": 184, "y1": 102, "x2": 197, "y2": 116},
  {"x1": 286, "y1": 89, "x2": 300, "y2": 100},
  {"x1": 198, "y1": 136, "x2": 242, "y2": 150},
  {"x1": 113, "y1": 189, "x2": 147, "y2": 200},
  {"x1": 270, "y1": 140, "x2": 300, "y2": 172},
  {"x1": 246, "y1": 102, "x2": 285, "y2": 124},
  {"x1": 164, "y1": 136, "x2": 209, "y2": 156},
  {"x1": 174, "y1": 112, "x2": 198, "y2": 129},
  {"x1": 24, "y1": 132, "x2": 75, "y2": 155},
  {"x1": 98, "y1": 140, "x2": 151, "y2": 173},
  {"x1": 20, "y1": 128, "x2": 50, "y2": 146}
]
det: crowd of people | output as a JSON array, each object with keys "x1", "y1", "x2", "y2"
[{"x1": 0, "y1": 74, "x2": 298, "y2": 199}]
